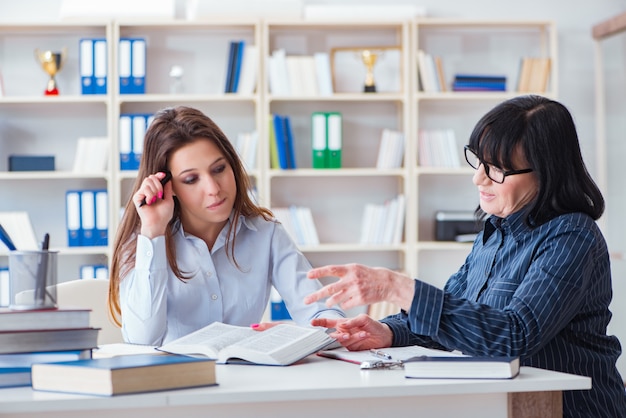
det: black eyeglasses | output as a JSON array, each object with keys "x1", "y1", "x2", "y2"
[{"x1": 464, "y1": 146, "x2": 533, "y2": 184}]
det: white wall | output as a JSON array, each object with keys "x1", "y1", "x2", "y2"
[{"x1": 2, "y1": 0, "x2": 626, "y2": 375}]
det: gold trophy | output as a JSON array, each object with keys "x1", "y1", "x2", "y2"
[
  {"x1": 360, "y1": 49, "x2": 380, "y2": 93},
  {"x1": 35, "y1": 48, "x2": 67, "y2": 95}
]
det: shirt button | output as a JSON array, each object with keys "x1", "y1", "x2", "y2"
[
  {"x1": 211, "y1": 294, "x2": 218, "y2": 300},
  {"x1": 206, "y1": 271, "x2": 212, "y2": 277},
  {"x1": 146, "y1": 251, "x2": 153, "y2": 257}
]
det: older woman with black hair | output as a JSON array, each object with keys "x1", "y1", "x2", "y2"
[{"x1": 305, "y1": 95, "x2": 626, "y2": 417}]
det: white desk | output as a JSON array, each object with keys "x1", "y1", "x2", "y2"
[{"x1": 0, "y1": 355, "x2": 590, "y2": 418}]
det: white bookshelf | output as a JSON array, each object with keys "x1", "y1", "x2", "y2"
[
  {"x1": 0, "y1": 18, "x2": 558, "y2": 291},
  {"x1": 412, "y1": 19, "x2": 557, "y2": 285}
]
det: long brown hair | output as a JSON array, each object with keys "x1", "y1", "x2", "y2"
[{"x1": 108, "y1": 106, "x2": 272, "y2": 327}]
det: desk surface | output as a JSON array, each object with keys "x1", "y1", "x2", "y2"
[{"x1": 0, "y1": 354, "x2": 591, "y2": 418}]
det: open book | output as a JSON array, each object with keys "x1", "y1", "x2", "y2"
[{"x1": 158, "y1": 322, "x2": 335, "y2": 366}]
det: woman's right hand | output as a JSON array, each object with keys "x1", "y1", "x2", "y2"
[{"x1": 134, "y1": 171, "x2": 174, "y2": 238}]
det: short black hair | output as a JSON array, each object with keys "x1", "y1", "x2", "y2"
[{"x1": 467, "y1": 95, "x2": 604, "y2": 226}]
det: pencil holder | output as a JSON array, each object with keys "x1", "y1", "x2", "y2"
[{"x1": 8, "y1": 250, "x2": 58, "y2": 310}]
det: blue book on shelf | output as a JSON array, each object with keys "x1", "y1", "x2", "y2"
[
  {"x1": 272, "y1": 114, "x2": 289, "y2": 169},
  {"x1": 231, "y1": 40, "x2": 245, "y2": 93},
  {"x1": 283, "y1": 116, "x2": 297, "y2": 169},
  {"x1": 454, "y1": 74, "x2": 506, "y2": 82},
  {"x1": 224, "y1": 41, "x2": 238, "y2": 93}
]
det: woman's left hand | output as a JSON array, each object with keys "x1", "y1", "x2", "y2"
[{"x1": 304, "y1": 263, "x2": 415, "y2": 311}]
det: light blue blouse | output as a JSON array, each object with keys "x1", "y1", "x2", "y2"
[{"x1": 120, "y1": 214, "x2": 344, "y2": 345}]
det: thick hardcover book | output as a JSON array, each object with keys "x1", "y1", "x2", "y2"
[
  {"x1": 0, "y1": 366, "x2": 30, "y2": 388},
  {"x1": 0, "y1": 327, "x2": 99, "y2": 354},
  {"x1": 0, "y1": 349, "x2": 92, "y2": 368},
  {"x1": 404, "y1": 355, "x2": 520, "y2": 379},
  {"x1": 31, "y1": 354, "x2": 216, "y2": 396},
  {"x1": 8, "y1": 155, "x2": 55, "y2": 171},
  {"x1": 0, "y1": 307, "x2": 91, "y2": 332},
  {"x1": 158, "y1": 322, "x2": 335, "y2": 366},
  {"x1": 0, "y1": 350, "x2": 92, "y2": 388}
]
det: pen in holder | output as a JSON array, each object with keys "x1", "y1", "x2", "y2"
[{"x1": 9, "y1": 243, "x2": 58, "y2": 310}]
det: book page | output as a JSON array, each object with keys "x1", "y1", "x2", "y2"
[
  {"x1": 218, "y1": 324, "x2": 333, "y2": 365},
  {"x1": 159, "y1": 322, "x2": 256, "y2": 358},
  {"x1": 229, "y1": 323, "x2": 317, "y2": 352}
]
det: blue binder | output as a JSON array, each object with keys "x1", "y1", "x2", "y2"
[
  {"x1": 119, "y1": 38, "x2": 146, "y2": 94},
  {"x1": 118, "y1": 38, "x2": 132, "y2": 94},
  {"x1": 93, "y1": 38, "x2": 107, "y2": 95},
  {"x1": 80, "y1": 190, "x2": 96, "y2": 246},
  {"x1": 131, "y1": 38, "x2": 146, "y2": 94},
  {"x1": 132, "y1": 115, "x2": 148, "y2": 170},
  {"x1": 79, "y1": 38, "x2": 94, "y2": 95},
  {"x1": 94, "y1": 189, "x2": 108, "y2": 246},
  {"x1": 119, "y1": 114, "x2": 133, "y2": 170},
  {"x1": 65, "y1": 190, "x2": 82, "y2": 247}
]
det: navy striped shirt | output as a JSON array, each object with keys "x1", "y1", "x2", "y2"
[{"x1": 382, "y1": 210, "x2": 626, "y2": 417}]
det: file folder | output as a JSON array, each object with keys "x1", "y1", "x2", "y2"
[
  {"x1": 80, "y1": 190, "x2": 96, "y2": 246},
  {"x1": 311, "y1": 112, "x2": 328, "y2": 169},
  {"x1": 132, "y1": 115, "x2": 147, "y2": 170},
  {"x1": 118, "y1": 38, "x2": 132, "y2": 94},
  {"x1": 94, "y1": 190, "x2": 108, "y2": 246},
  {"x1": 327, "y1": 112, "x2": 342, "y2": 168},
  {"x1": 93, "y1": 38, "x2": 107, "y2": 95},
  {"x1": 66, "y1": 190, "x2": 82, "y2": 247},
  {"x1": 131, "y1": 38, "x2": 146, "y2": 94},
  {"x1": 79, "y1": 38, "x2": 94, "y2": 95},
  {"x1": 119, "y1": 115, "x2": 133, "y2": 170}
]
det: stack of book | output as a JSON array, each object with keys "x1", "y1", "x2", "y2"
[
  {"x1": 359, "y1": 194, "x2": 405, "y2": 245},
  {"x1": 517, "y1": 57, "x2": 551, "y2": 93},
  {"x1": 452, "y1": 74, "x2": 506, "y2": 92},
  {"x1": 417, "y1": 50, "x2": 447, "y2": 93},
  {"x1": 272, "y1": 206, "x2": 320, "y2": 246},
  {"x1": 417, "y1": 129, "x2": 461, "y2": 168},
  {"x1": 234, "y1": 130, "x2": 259, "y2": 171},
  {"x1": 375, "y1": 128, "x2": 405, "y2": 169},
  {"x1": 0, "y1": 307, "x2": 99, "y2": 388},
  {"x1": 267, "y1": 49, "x2": 333, "y2": 96}
]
